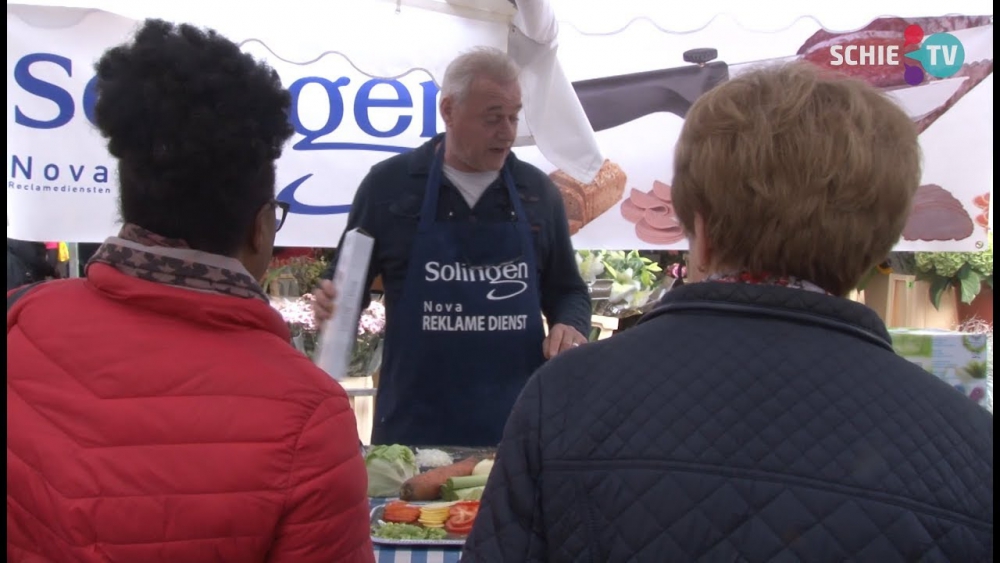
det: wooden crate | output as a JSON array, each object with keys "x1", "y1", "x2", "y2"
[
  {"x1": 909, "y1": 280, "x2": 960, "y2": 329},
  {"x1": 858, "y1": 274, "x2": 959, "y2": 329},
  {"x1": 542, "y1": 314, "x2": 622, "y2": 339},
  {"x1": 862, "y1": 274, "x2": 917, "y2": 328},
  {"x1": 590, "y1": 315, "x2": 620, "y2": 340},
  {"x1": 341, "y1": 376, "x2": 375, "y2": 446}
]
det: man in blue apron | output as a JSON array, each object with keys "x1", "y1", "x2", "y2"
[{"x1": 315, "y1": 48, "x2": 592, "y2": 447}]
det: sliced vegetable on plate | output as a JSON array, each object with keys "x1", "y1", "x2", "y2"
[
  {"x1": 370, "y1": 499, "x2": 482, "y2": 544},
  {"x1": 382, "y1": 501, "x2": 421, "y2": 524},
  {"x1": 444, "y1": 501, "x2": 480, "y2": 536},
  {"x1": 418, "y1": 501, "x2": 457, "y2": 529}
]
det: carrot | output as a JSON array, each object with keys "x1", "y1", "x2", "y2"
[
  {"x1": 400, "y1": 456, "x2": 480, "y2": 501},
  {"x1": 383, "y1": 501, "x2": 421, "y2": 523}
]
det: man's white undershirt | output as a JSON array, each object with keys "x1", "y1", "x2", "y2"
[{"x1": 443, "y1": 165, "x2": 500, "y2": 209}]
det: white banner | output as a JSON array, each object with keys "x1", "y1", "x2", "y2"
[{"x1": 6, "y1": 2, "x2": 994, "y2": 252}]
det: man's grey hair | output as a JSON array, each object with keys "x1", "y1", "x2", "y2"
[{"x1": 441, "y1": 47, "x2": 521, "y2": 103}]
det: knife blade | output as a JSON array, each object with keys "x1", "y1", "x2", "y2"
[{"x1": 515, "y1": 23, "x2": 991, "y2": 146}]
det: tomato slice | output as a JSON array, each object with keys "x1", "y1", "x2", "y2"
[
  {"x1": 449, "y1": 509, "x2": 476, "y2": 524},
  {"x1": 445, "y1": 517, "x2": 475, "y2": 535},
  {"x1": 444, "y1": 503, "x2": 479, "y2": 535},
  {"x1": 449, "y1": 502, "x2": 480, "y2": 520}
]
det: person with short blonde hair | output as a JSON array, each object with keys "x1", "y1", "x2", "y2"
[
  {"x1": 462, "y1": 62, "x2": 992, "y2": 562},
  {"x1": 673, "y1": 62, "x2": 921, "y2": 295}
]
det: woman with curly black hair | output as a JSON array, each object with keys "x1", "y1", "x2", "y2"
[{"x1": 7, "y1": 19, "x2": 374, "y2": 563}]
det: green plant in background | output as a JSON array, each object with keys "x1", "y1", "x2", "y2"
[
  {"x1": 962, "y1": 360, "x2": 989, "y2": 380},
  {"x1": 263, "y1": 253, "x2": 330, "y2": 296},
  {"x1": 914, "y1": 232, "x2": 993, "y2": 308},
  {"x1": 576, "y1": 250, "x2": 607, "y2": 284},
  {"x1": 576, "y1": 250, "x2": 664, "y2": 313},
  {"x1": 603, "y1": 250, "x2": 663, "y2": 307}
]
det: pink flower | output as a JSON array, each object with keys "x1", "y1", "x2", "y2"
[
  {"x1": 357, "y1": 300, "x2": 387, "y2": 336},
  {"x1": 271, "y1": 296, "x2": 317, "y2": 333},
  {"x1": 272, "y1": 295, "x2": 386, "y2": 338}
]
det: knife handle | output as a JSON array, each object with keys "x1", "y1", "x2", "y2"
[{"x1": 572, "y1": 52, "x2": 729, "y2": 132}]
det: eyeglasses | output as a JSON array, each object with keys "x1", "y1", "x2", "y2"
[{"x1": 273, "y1": 200, "x2": 291, "y2": 232}]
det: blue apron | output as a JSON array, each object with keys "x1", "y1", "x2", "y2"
[{"x1": 372, "y1": 139, "x2": 546, "y2": 447}]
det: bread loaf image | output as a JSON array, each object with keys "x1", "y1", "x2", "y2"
[{"x1": 549, "y1": 160, "x2": 627, "y2": 235}]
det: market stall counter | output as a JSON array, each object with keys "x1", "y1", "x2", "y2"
[{"x1": 365, "y1": 445, "x2": 495, "y2": 563}]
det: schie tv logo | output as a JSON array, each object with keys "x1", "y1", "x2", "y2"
[{"x1": 830, "y1": 24, "x2": 965, "y2": 85}]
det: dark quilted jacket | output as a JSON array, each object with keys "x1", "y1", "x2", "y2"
[{"x1": 463, "y1": 282, "x2": 993, "y2": 562}]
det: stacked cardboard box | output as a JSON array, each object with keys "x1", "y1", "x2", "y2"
[{"x1": 889, "y1": 329, "x2": 992, "y2": 411}]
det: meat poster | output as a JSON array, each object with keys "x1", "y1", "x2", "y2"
[
  {"x1": 6, "y1": 4, "x2": 993, "y2": 252},
  {"x1": 513, "y1": 13, "x2": 993, "y2": 252}
]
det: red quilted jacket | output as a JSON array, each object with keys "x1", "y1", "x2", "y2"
[{"x1": 7, "y1": 264, "x2": 375, "y2": 563}]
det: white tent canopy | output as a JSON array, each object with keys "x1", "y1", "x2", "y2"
[
  {"x1": 8, "y1": 0, "x2": 604, "y2": 183},
  {"x1": 6, "y1": 1, "x2": 993, "y2": 248}
]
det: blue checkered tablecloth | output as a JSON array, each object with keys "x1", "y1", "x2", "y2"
[{"x1": 373, "y1": 544, "x2": 462, "y2": 563}]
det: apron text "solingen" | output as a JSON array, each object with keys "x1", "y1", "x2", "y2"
[
  {"x1": 424, "y1": 260, "x2": 530, "y2": 301},
  {"x1": 421, "y1": 260, "x2": 532, "y2": 332}
]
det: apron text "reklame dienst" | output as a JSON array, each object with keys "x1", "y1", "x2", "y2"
[{"x1": 421, "y1": 300, "x2": 529, "y2": 331}]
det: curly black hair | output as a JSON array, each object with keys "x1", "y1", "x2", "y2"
[{"x1": 93, "y1": 19, "x2": 294, "y2": 255}]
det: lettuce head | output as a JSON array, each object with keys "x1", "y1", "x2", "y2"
[{"x1": 365, "y1": 444, "x2": 418, "y2": 497}]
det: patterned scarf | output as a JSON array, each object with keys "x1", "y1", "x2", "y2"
[
  {"x1": 706, "y1": 271, "x2": 830, "y2": 295},
  {"x1": 88, "y1": 223, "x2": 269, "y2": 303}
]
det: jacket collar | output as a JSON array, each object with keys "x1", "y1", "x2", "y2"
[
  {"x1": 406, "y1": 133, "x2": 533, "y2": 190},
  {"x1": 640, "y1": 281, "x2": 894, "y2": 351},
  {"x1": 86, "y1": 263, "x2": 291, "y2": 340}
]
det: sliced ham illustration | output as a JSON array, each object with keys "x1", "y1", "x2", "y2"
[
  {"x1": 629, "y1": 188, "x2": 664, "y2": 209},
  {"x1": 620, "y1": 180, "x2": 686, "y2": 245},
  {"x1": 620, "y1": 199, "x2": 644, "y2": 223},
  {"x1": 652, "y1": 180, "x2": 673, "y2": 202},
  {"x1": 902, "y1": 184, "x2": 975, "y2": 241},
  {"x1": 636, "y1": 219, "x2": 685, "y2": 244},
  {"x1": 643, "y1": 206, "x2": 679, "y2": 229}
]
